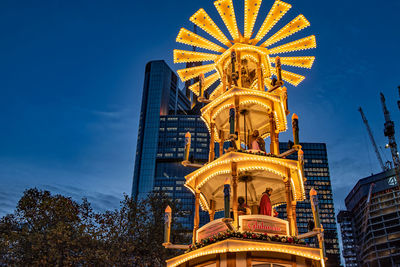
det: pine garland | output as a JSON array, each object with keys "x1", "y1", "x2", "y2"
[
  {"x1": 186, "y1": 230, "x2": 306, "y2": 253},
  {"x1": 236, "y1": 150, "x2": 279, "y2": 157}
]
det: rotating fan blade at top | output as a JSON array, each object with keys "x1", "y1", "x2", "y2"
[
  {"x1": 244, "y1": 0, "x2": 263, "y2": 39},
  {"x1": 190, "y1": 8, "x2": 231, "y2": 47},
  {"x1": 174, "y1": 0, "x2": 317, "y2": 97},
  {"x1": 176, "y1": 28, "x2": 226, "y2": 53},
  {"x1": 214, "y1": 0, "x2": 240, "y2": 41},
  {"x1": 253, "y1": 0, "x2": 292, "y2": 44}
]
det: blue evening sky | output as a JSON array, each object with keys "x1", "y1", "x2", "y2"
[{"x1": 0, "y1": 0, "x2": 399, "y2": 216}]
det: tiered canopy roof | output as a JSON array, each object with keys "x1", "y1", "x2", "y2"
[
  {"x1": 185, "y1": 152, "x2": 306, "y2": 212},
  {"x1": 174, "y1": 0, "x2": 316, "y2": 98},
  {"x1": 201, "y1": 87, "x2": 287, "y2": 142}
]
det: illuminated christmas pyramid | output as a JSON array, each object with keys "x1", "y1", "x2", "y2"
[{"x1": 163, "y1": 0, "x2": 326, "y2": 266}]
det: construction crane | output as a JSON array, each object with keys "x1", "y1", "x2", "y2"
[
  {"x1": 380, "y1": 92, "x2": 400, "y2": 189},
  {"x1": 358, "y1": 107, "x2": 387, "y2": 172}
]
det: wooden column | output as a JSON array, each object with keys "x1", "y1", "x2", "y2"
[
  {"x1": 235, "y1": 97, "x2": 240, "y2": 148},
  {"x1": 223, "y1": 69, "x2": 227, "y2": 92},
  {"x1": 246, "y1": 252, "x2": 252, "y2": 267},
  {"x1": 237, "y1": 51, "x2": 242, "y2": 87},
  {"x1": 291, "y1": 255, "x2": 297, "y2": 267},
  {"x1": 209, "y1": 199, "x2": 216, "y2": 221},
  {"x1": 269, "y1": 112, "x2": 274, "y2": 154},
  {"x1": 285, "y1": 180, "x2": 294, "y2": 236},
  {"x1": 193, "y1": 191, "x2": 200, "y2": 243},
  {"x1": 282, "y1": 87, "x2": 288, "y2": 114},
  {"x1": 274, "y1": 136, "x2": 280, "y2": 155},
  {"x1": 219, "y1": 130, "x2": 224, "y2": 157},
  {"x1": 292, "y1": 201, "x2": 298, "y2": 236},
  {"x1": 231, "y1": 162, "x2": 238, "y2": 228},
  {"x1": 209, "y1": 123, "x2": 215, "y2": 162},
  {"x1": 227, "y1": 252, "x2": 236, "y2": 267},
  {"x1": 257, "y1": 54, "x2": 264, "y2": 91},
  {"x1": 269, "y1": 112, "x2": 279, "y2": 154}
]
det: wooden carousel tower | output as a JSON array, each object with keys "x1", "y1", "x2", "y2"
[{"x1": 163, "y1": 0, "x2": 326, "y2": 266}]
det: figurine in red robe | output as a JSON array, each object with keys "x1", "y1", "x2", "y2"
[{"x1": 259, "y1": 188, "x2": 273, "y2": 216}]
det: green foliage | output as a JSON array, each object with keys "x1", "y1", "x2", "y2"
[{"x1": 0, "y1": 188, "x2": 189, "y2": 266}]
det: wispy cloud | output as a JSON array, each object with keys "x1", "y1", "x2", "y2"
[
  {"x1": 89, "y1": 109, "x2": 128, "y2": 120},
  {"x1": 0, "y1": 182, "x2": 124, "y2": 217},
  {"x1": 0, "y1": 159, "x2": 128, "y2": 217},
  {"x1": 43, "y1": 184, "x2": 123, "y2": 212}
]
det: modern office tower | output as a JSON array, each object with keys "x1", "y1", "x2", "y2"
[
  {"x1": 132, "y1": 60, "x2": 211, "y2": 228},
  {"x1": 337, "y1": 210, "x2": 358, "y2": 266},
  {"x1": 132, "y1": 60, "x2": 191, "y2": 200},
  {"x1": 154, "y1": 114, "x2": 210, "y2": 228},
  {"x1": 277, "y1": 142, "x2": 341, "y2": 267},
  {"x1": 338, "y1": 169, "x2": 400, "y2": 267}
]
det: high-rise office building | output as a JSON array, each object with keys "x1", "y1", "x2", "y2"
[
  {"x1": 338, "y1": 169, "x2": 400, "y2": 267},
  {"x1": 132, "y1": 60, "x2": 191, "y2": 200},
  {"x1": 277, "y1": 142, "x2": 341, "y2": 267},
  {"x1": 154, "y1": 115, "x2": 210, "y2": 228},
  {"x1": 132, "y1": 60, "x2": 210, "y2": 228},
  {"x1": 337, "y1": 210, "x2": 357, "y2": 266}
]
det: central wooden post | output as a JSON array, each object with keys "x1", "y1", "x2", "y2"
[
  {"x1": 231, "y1": 162, "x2": 238, "y2": 228},
  {"x1": 209, "y1": 123, "x2": 215, "y2": 162},
  {"x1": 219, "y1": 130, "x2": 225, "y2": 157},
  {"x1": 223, "y1": 69, "x2": 227, "y2": 92},
  {"x1": 269, "y1": 110, "x2": 279, "y2": 155},
  {"x1": 193, "y1": 190, "x2": 200, "y2": 243},
  {"x1": 257, "y1": 54, "x2": 264, "y2": 91},
  {"x1": 237, "y1": 51, "x2": 242, "y2": 87},
  {"x1": 235, "y1": 97, "x2": 240, "y2": 148}
]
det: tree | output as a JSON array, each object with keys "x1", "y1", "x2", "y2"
[
  {"x1": 0, "y1": 188, "x2": 96, "y2": 266},
  {"x1": 135, "y1": 191, "x2": 189, "y2": 266},
  {"x1": 95, "y1": 191, "x2": 189, "y2": 266},
  {"x1": 0, "y1": 188, "x2": 189, "y2": 266}
]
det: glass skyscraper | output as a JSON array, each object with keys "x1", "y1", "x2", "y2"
[
  {"x1": 337, "y1": 210, "x2": 358, "y2": 266},
  {"x1": 132, "y1": 60, "x2": 210, "y2": 228},
  {"x1": 154, "y1": 115, "x2": 210, "y2": 228},
  {"x1": 277, "y1": 142, "x2": 341, "y2": 267},
  {"x1": 132, "y1": 60, "x2": 191, "y2": 200},
  {"x1": 338, "y1": 169, "x2": 400, "y2": 267}
]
